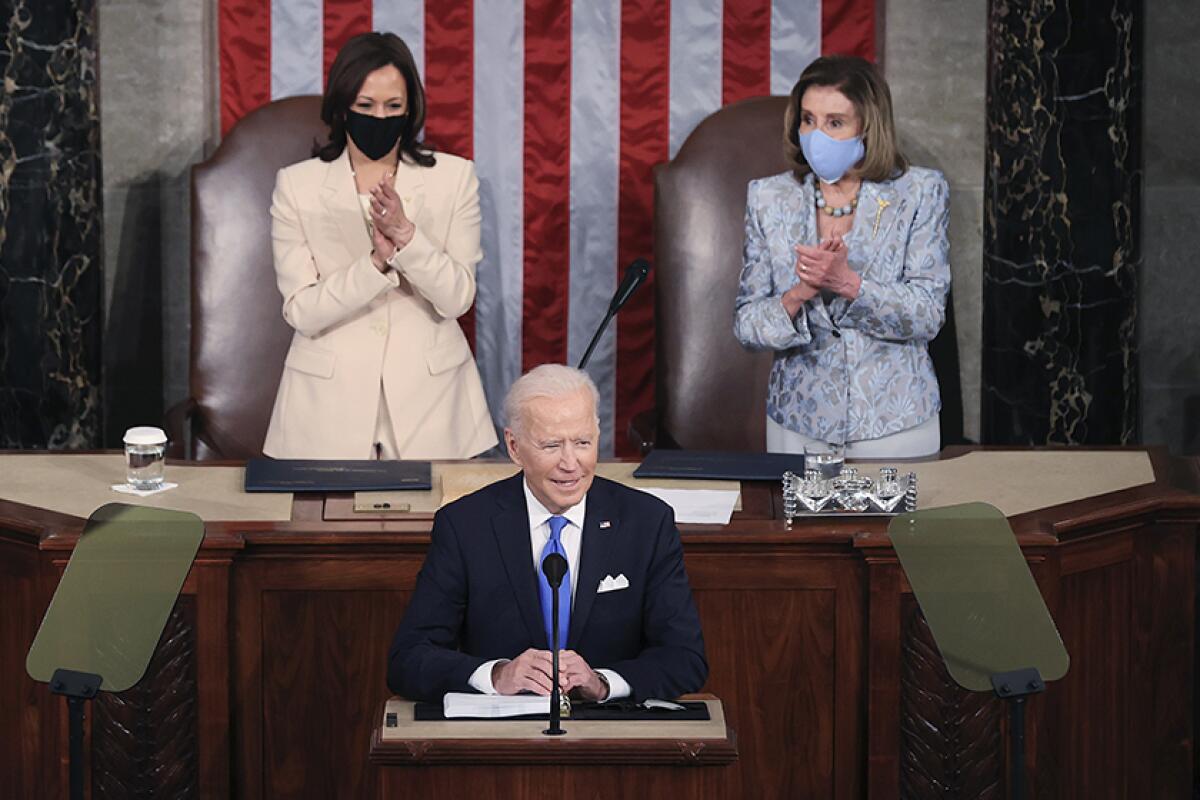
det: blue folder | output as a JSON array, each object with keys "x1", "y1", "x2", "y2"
[
  {"x1": 244, "y1": 458, "x2": 432, "y2": 493},
  {"x1": 632, "y1": 449, "x2": 805, "y2": 481}
]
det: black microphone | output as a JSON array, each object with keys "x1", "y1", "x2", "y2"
[
  {"x1": 608, "y1": 258, "x2": 651, "y2": 316},
  {"x1": 577, "y1": 258, "x2": 653, "y2": 370},
  {"x1": 542, "y1": 553, "x2": 568, "y2": 588},
  {"x1": 541, "y1": 552, "x2": 569, "y2": 736}
]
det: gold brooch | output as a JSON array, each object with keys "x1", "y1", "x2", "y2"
[{"x1": 872, "y1": 197, "x2": 891, "y2": 239}]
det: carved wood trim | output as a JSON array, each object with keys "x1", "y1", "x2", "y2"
[
  {"x1": 900, "y1": 600, "x2": 1003, "y2": 799},
  {"x1": 93, "y1": 598, "x2": 199, "y2": 798}
]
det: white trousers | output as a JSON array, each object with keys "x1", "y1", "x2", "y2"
[{"x1": 766, "y1": 414, "x2": 941, "y2": 459}]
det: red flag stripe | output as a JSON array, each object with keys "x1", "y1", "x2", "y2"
[
  {"x1": 323, "y1": 0, "x2": 373, "y2": 85},
  {"x1": 218, "y1": 0, "x2": 271, "y2": 137},
  {"x1": 615, "y1": 0, "x2": 670, "y2": 456},
  {"x1": 423, "y1": 2, "x2": 477, "y2": 347},
  {"x1": 721, "y1": 0, "x2": 772, "y2": 105},
  {"x1": 521, "y1": 0, "x2": 573, "y2": 371},
  {"x1": 821, "y1": 0, "x2": 876, "y2": 60}
]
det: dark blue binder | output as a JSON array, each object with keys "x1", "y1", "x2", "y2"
[
  {"x1": 632, "y1": 450, "x2": 805, "y2": 481},
  {"x1": 243, "y1": 458, "x2": 432, "y2": 493}
]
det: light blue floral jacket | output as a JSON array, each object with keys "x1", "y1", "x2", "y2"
[{"x1": 733, "y1": 167, "x2": 951, "y2": 444}]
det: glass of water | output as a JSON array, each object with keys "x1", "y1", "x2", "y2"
[
  {"x1": 804, "y1": 442, "x2": 845, "y2": 480},
  {"x1": 123, "y1": 426, "x2": 167, "y2": 490}
]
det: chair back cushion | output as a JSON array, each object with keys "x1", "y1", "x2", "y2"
[
  {"x1": 190, "y1": 96, "x2": 325, "y2": 459},
  {"x1": 654, "y1": 96, "x2": 790, "y2": 451}
]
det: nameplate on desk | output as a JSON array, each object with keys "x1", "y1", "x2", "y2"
[
  {"x1": 244, "y1": 459, "x2": 432, "y2": 493},
  {"x1": 633, "y1": 450, "x2": 805, "y2": 482}
]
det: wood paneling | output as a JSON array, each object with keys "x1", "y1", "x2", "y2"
[
  {"x1": 0, "y1": 531, "x2": 56, "y2": 799},
  {"x1": 379, "y1": 764, "x2": 721, "y2": 798},
  {"x1": 259, "y1": 589, "x2": 409, "y2": 800},
  {"x1": 696, "y1": 587, "x2": 838, "y2": 796},
  {"x1": 1055, "y1": 559, "x2": 1132, "y2": 799}
]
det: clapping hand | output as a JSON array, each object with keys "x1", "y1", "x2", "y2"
[
  {"x1": 793, "y1": 237, "x2": 861, "y2": 299},
  {"x1": 369, "y1": 177, "x2": 415, "y2": 255},
  {"x1": 369, "y1": 222, "x2": 396, "y2": 272},
  {"x1": 780, "y1": 238, "x2": 834, "y2": 318}
]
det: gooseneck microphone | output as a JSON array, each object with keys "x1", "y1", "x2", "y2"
[
  {"x1": 577, "y1": 258, "x2": 652, "y2": 370},
  {"x1": 541, "y1": 552, "x2": 569, "y2": 736}
]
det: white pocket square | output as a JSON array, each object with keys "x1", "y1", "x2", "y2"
[{"x1": 597, "y1": 574, "x2": 630, "y2": 594}]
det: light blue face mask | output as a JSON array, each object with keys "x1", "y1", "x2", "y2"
[{"x1": 799, "y1": 129, "x2": 865, "y2": 184}]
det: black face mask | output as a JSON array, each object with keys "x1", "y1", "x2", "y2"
[{"x1": 345, "y1": 110, "x2": 406, "y2": 161}]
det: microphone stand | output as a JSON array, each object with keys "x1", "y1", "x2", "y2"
[
  {"x1": 542, "y1": 553, "x2": 568, "y2": 736},
  {"x1": 577, "y1": 310, "x2": 615, "y2": 371},
  {"x1": 545, "y1": 601, "x2": 565, "y2": 736},
  {"x1": 577, "y1": 259, "x2": 650, "y2": 371}
]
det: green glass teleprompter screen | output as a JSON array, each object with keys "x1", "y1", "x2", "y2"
[
  {"x1": 27, "y1": 503, "x2": 204, "y2": 692},
  {"x1": 888, "y1": 502, "x2": 1069, "y2": 692}
]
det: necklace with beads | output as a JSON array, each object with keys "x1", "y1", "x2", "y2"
[{"x1": 814, "y1": 183, "x2": 860, "y2": 218}]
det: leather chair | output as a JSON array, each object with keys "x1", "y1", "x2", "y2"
[
  {"x1": 167, "y1": 96, "x2": 326, "y2": 459},
  {"x1": 639, "y1": 95, "x2": 963, "y2": 452}
]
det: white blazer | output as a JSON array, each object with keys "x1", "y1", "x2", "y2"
[{"x1": 262, "y1": 149, "x2": 498, "y2": 459}]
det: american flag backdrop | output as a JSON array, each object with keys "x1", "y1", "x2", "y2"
[{"x1": 217, "y1": 0, "x2": 876, "y2": 454}]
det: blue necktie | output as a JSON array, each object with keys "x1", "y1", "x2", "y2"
[{"x1": 538, "y1": 515, "x2": 571, "y2": 649}]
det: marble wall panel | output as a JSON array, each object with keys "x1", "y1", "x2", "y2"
[
  {"x1": 0, "y1": 0, "x2": 103, "y2": 448},
  {"x1": 885, "y1": 0, "x2": 988, "y2": 443},
  {"x1": 981, "y1": 0, "x2": 1142, "y2": 445}
]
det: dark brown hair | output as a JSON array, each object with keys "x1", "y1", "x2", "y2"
[
  {"x1": 783, "y1": 55, "x2": 907, "y2": 182},
  {"x1": 314, "y1": 32, "x2": 435, "y2": 167}
]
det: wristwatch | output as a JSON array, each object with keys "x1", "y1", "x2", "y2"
[{"x1": 594, "y1": 670, "x2": 611, "y2": 701}]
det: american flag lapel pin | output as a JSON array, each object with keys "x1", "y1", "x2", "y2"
[{"x1": 599, "y1": 520, "x2": 611, "y2": 529}]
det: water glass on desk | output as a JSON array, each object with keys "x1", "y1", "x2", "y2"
[
  {"x1": 124, "y1": 426, "x2": 167, "y2": 490},
  {"x1": 804, "y1": 442, "x2": 845, "y2": 480}
]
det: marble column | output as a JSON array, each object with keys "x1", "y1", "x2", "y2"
[
  {"x1": 981, "y1": 0, "x2": 1142, "y2": 445},
  {"x1": 0, "y1": 0, "x2": 103, "y2": 448}
]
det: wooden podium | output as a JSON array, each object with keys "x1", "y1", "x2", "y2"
[
  {"x1": 1, "y1": 449, "x2": 1198, "y2": 798},
  {"x1": 368, "y1": 694, "x2": 737, "y2": 797}
]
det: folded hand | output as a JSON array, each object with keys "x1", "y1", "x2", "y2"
[
  {"x1": 492, "y1": 648, "x2": 555, "y2": 695},
  {"x1": 559, "y1": 650, "x2": 609, "y2": 701}
]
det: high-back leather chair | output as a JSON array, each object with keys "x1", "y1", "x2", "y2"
[
  {"x1": 645, "y1": 96, "x2": 963, "y2": 452},
  {"x1": 168, "y1": 96, "x2": 325, "y2": 459}
]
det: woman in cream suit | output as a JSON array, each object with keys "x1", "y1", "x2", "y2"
[
  {"x1": 734, "y1": 56, "x2": 951, "y2": 459},
  {"x1": 263, "y1": 32, "x2": 498, "y2": 460}
]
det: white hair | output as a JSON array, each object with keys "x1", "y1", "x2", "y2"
[{"x1": 503, "y1": 364, "x2": 601, "y2": 438}]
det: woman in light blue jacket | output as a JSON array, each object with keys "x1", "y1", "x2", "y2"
[{"x1": 734, "y1": 55, "x2": 950, "y2": 458}]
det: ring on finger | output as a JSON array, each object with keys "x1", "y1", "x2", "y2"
[{"x1": 380, "y1": 208, "x2": 388, "y2": 217}]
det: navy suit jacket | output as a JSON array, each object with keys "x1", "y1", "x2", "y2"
[{"x1": 387, "y1": 474, "x2": 708, "y2": 703}]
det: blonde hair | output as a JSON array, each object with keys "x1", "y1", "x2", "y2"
[
  {"x1": 783, "y1": 55, "x2": 908, "y2": 183},
  {"x1": 503, "y1": 364, "x2": 601, "y2": 438}
]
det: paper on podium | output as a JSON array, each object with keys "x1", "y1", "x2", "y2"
[
  {"x1": 638, "y1": 488, "x2": 740, "y2": 524},
  {"x1": 443, "y1": 692, "x2": 550, "y2": 718}
]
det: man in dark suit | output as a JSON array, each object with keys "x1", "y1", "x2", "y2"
[{"x1": 388, "y1": 364, "x2": 707, "y2": 704}]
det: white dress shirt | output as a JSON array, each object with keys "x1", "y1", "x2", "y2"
[{"x1": 466, "y1": 479, "x2": 631, "y2": 700}]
